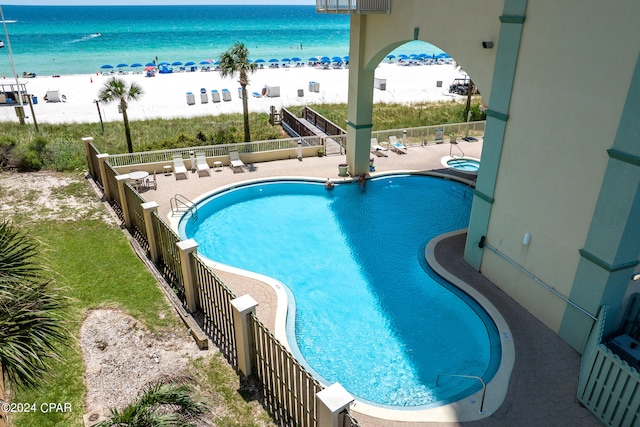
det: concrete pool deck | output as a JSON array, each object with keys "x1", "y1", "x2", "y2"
[{"x1": 135, "y1": 138, "x2": 600, "y2": 426}]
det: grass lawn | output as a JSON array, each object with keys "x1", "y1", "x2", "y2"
[{"x1": 4, "y1": 173, "x2": 273, "y2": 427}]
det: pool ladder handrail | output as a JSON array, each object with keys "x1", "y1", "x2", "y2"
[
  {"x1": 436, "y1": 372, "x2": 486, "y2": 414},
  {"x1": 170, "y1": 193, "x2": 198, "y2": 221}
]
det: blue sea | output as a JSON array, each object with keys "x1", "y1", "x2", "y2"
[{"x1": 0, "y1": 5, "x2": 443, "y2": 77}]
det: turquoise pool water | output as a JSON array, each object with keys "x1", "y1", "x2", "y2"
[{"x1": 180, "y1": 175, "x2": 500, "y2": 408}]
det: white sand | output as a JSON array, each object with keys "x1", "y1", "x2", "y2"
[{"x1": 0, "y1": 62, "x2": 467, "y2": 125}]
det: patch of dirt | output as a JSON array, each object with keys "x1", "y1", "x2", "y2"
[
  {"x1": 0, "y1": 170, "x2": 113, "y2": 224},
  {"x1": 79, "y1": 309, "x2": 212, "y2": 414}
]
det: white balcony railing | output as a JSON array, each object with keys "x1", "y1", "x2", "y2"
[{"x1": 316, "y1": 0, "x2": 391, "y2": 14}]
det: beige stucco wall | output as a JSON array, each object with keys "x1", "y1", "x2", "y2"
[{"x1": 480, "y1": 1, "x2": 640, "y2": 330}]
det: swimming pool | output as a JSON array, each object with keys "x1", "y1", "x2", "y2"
[{"x1": 180, "y1": 175, "x2": 501, "y2": 409}]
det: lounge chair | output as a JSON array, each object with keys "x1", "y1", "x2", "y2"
[
  {"x1": 228, "y1": 149, "x2": 245, "y2": 172},
  {"x1": 211, "y1": 90, "x2": 221, "y2": 103},
  {"x1": 370, "y1": 138, "x2": 388, "y2": 157},
  {"x1": 195, "y1": 152, "x2": 210, "y2": 177},
  {"x1": 45, "y1": 89, "x2": 63, "y2": 103},
  {"x1": 222, "y1": 89, "x2": 231, "y2": 101},
  {"x1": 389, "y1": 136, "x2": 407, "y2": 154},
  {"x1": 172, "y1": 155, "x2": 189, "y2": 180}
]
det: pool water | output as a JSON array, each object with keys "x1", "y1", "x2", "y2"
[
  {"x1": 447, "y1": 158, "x2": 480, "y2": 172},
  {"x1": 181, "y1": 175, "x2": 500, "y2": 408}
]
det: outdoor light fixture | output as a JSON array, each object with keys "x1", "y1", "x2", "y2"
[
  {"x1": 523, "y1": 232, "x2": 531, "y2": 246},
  {"x1": 482, "y1": 41, "x2": 494, "y2": 49},
  {"x1": 633, "y1": 273, "x2": 640, "y2": 281}
]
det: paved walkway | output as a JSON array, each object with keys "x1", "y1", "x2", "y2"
[{"x1": 135, "y1": 139, "x2": 599, "y2": 426}]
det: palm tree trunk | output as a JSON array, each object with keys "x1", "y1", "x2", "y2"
[
  {"x1": 241, "y1": 84, "x2": 250, "y2": 142},
  {"x1": 121, "y1": 100, "x2": 134, "y2": 153}
]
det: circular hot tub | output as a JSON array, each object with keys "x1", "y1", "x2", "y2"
[{"x1": 441, "y1": 156, "x2": 480, "y2": 175}]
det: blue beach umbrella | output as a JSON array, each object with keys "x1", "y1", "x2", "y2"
[
  {"x1": 291, "y1": 57, "x2": 301, "y2": 62},
  {"x1": 100, "y1": 64, "x2": 114, "y2": 69},
  {"x1": 320, "y1": 56, "x2": 331, "y2": 62},
  {"x1": 116, "y1": 63, "x2": 128, "y2": 68},
  {"x1": 308, "y1": 57, "x2": 319, "y2": 62},
  {"x1": 171, "y1": 61, "x2": 183, "y2": 66},
  {"x1": 254, "y1": 58, "x2": 265, "y2": 63},
  {"x1": 281, "y1": 57, "x2": 291, "y2": 62},
  {"x1": 268, "y1": 58, "x2": 279, "y2": 63},
  {"x1": 184, "y1": 61, "x2": 196, "y2": 66},
  {"x1": 387, "y1": 54, "x2": 396, "y2": 59},
  {"x1": 343, "y1": 55, "x2": 349, "y2": 61},
  {"x1": 130, "y1": 63, "x2": 143, "y2": 68},
  {"x1": 199, "y1": 60, "x2": 210, "y2": 65},
  {"x1": 158, "y1": 61, "x2": 170, "y2": 66},
  {"x1": 145, "y1": 62, "x2": 155, "y2": 67},
  {"x1": 398, "y1": 54, "x2": 408, "y2": 59}
]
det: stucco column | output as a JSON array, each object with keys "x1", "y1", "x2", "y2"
[
  {"x1": 96, "y1": 153, "x2": 110, "y2": 199},
  {"x1": 464, "y1": 1, "x2": 528, "y2": 269},
  {"x1": 115, "y1": 174, "x2": 131, "y2": 227},
  {"x1": 81, "y1": 136, "x2": 95, "y2": 176},
  {"x1": 345, "y1": 14, "x2": 375, "y2": 178},
  {"x1": 231, "y1": 294, "x2": 259, "y2": 377},
  {"x1": 176, "y1": 239, "x2": 199, "y2": 312},
  {"x1": 141, "y1": 201, "x2": 159, "y2": 262},
  {"x1": 559, "y1": 52, "x2": 640, "y2": 352},
  {"x1": 316, "y1": 383, "x2": 354, "y2": 427}
]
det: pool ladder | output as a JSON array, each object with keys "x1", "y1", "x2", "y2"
[
  {"x1": 436, "y1": 373, "x2": 486, "y2": 414},
  {"x1": 170, "y1": 193, "x2": 198, "y2": 221}
]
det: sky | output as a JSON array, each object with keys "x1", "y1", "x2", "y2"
[{"x1": 5, "y1": 0, "x2": 315, "y2": 5}]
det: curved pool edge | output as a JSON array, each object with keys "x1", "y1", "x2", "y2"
[{"x1": 172, "y1": 173, "x2": 510, "y2": 423}]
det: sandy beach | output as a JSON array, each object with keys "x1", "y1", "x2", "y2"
[{"x1": 0, "y1": 62, "x2": 467, "y2": 125}]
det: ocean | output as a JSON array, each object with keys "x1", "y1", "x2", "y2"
[{"x1": 0, "y1": 5, "x2": 443, "y2": 77}]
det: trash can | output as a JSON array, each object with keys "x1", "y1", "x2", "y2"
[
  {"x1": 297, "y1": 89, "x2": 304, "y2": 97},
  {"x1": 200, "y1": 88, "x2": 208, "y2": 103},
  {"x1": 32, "y1": 96, "x2": 38, "y2": 104},
  {"x1": 309, "y1": 81, "x2": 319, "y2": 92},
  {"x1": 338, "y1": 163, "x2": 348, "y2": 177},
  {"x1": 186, "y1": 92, "x2": 195, "y2": 105},
  {"x1": 436, "y1": 80, "x2": 443, "y2": 88}
]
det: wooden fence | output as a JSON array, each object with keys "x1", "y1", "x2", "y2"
[{"x1": 578, "y1": 303, "x2": 640, "y2": 426}]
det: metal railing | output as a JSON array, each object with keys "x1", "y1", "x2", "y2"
[
  {"x1": 436, "y1": 373, "x2": 486, "y2": 414},
  {"x1": 170, "y1": 193, "x2": 198, "y2": 221},
  {"x1": 316, "y1": 0, "x2": 391, "y2": 14},
  {"x1": 302, "y1": 106, "x2": 346, "y2": 136}
]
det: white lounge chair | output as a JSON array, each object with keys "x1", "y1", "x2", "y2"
[
  {"x1": 172, "y1": 155, "x2": 189, "y2": 180},
  {"x1": 370, "y1": 138, "x2": 388, "y2": 157},
  {"x1": 45, "y1": 89, "x2": 63, "y2": 103},
  {"x1": 389, "y1": 136, "x2": 407, "y2": 154},
  {"x1": 195, "y1": 152, "x2": 210, "y2": 177},
  {"x1": 228, "y1": 149, "x2": 245, "y2": 172}
]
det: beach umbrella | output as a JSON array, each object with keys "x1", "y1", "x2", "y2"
[
  {"x1": 171, "y1": 61, "x2": 183, "y2": 66},
  {"x1": 199, "y1": 60, "x2": 210, "y2": 65},
  {"x1": 144, "y1": 66, "x2": 155, "y2": 71},
  {"x1": 343, "y1": 55, "x2": 349, "y2": 61},
  {"x1": 254, "y1": 58, "x2": 265, "y2": 63},
  {"x1": 281, "y1": 57, "x2": 291, "y2": 62},
  {"x1": 291, "y1": 57, "x2": 301, "y2": 62},
  {"x1": 130, "y1": 63, "x2": 143, "y2": 68},
  {"x1": 398, "y1": 54, "x2": 408, "y2": 59},
  {"x1": 158, "y1": 61, "x2": 170, "y2": 66},
  {"x1": 268, "y1": 58, "x2": 279, "y2": 63},
  {"x1": 184, "y1": 61, "x2": 196, "y2": 66},
  {"x1": 387, "y1": 54, "x2": 396, "y2": 60},
  {"x1": 332, "y1": 56, "x2": 342, "y2": 63},
  {"x1": 100, "y1": 64, "x2": 114, "y2": 69},
  {"x1": 320, "y1": 56, "x2": 331, "y2": 62},
  {"x1": 145, "y1": 62, "x2": 155, "y2": 67},
  {"x1": 116, "y1": 63, "x2": 128, "y2": 68},
  {"x1": 308, "y1": 57, "x2": 319, "y2": 62}
]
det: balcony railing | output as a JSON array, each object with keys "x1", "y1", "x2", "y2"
[{"x1": 316, "y1": 0, "x2": 391, "y2": 14}]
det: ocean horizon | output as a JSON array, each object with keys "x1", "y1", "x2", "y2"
[{"x1": 0, "y1": 5, "x2": 444, "y2": 77}]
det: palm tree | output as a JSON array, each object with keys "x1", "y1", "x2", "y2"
[
  {"x1": 0, "y1": 220, "x2": 66, "y2": 393},
  {"x1": 218, "y1": 41, "x2": 257, "y2": 142},
  {"x1": 96, "y1": 376, "x2": 207, "y2": 427},
  {"x1": 98, "y1": 77, "x2": 144, "y2": 153}
]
